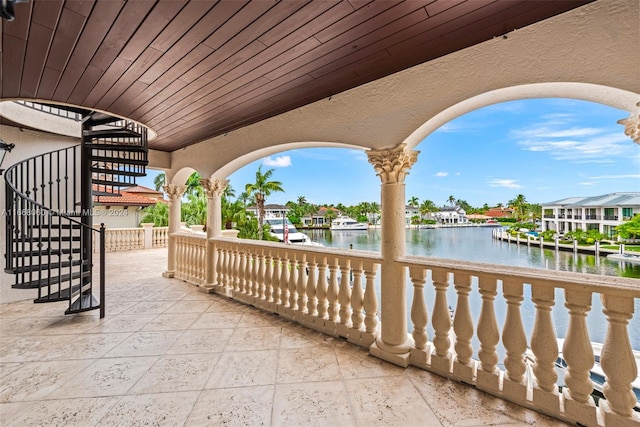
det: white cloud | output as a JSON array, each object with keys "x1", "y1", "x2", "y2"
[
  {"x1": 263, "y1": 155, "x2": 292, "y2": 167},
  {"x1": 579, "y1": 181, "x2": 598, "y2": 186},
  {"x1": 488, "y1": 179, "x2": 522, "y2": 189},
  {"x1": 510, "y1": 112, "x2": 635, "y2": 163},
  {"x1": 435, "y1": 172, "x2": 448, "y2": 177},
  {"x1": 589, "y1": 174, "x2": 640, "y2": 180}
]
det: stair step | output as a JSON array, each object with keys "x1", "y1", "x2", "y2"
[
  {"x1": 88, "y1": 155, "x2": 149, "y2": 166},
  {"x1": 86, "y1": 143, "x2": 147, "y2": 153},
  {"x1": 17, "y1": 235, "x2": 81, "y2": 242},
  {"x1": 66, "y1": 294, "x2": 101, "y2": 314},
  {"x1": 90, "y1": 167, "x2": 146, "y2": 178},
  {"x1": 10, "y1": 259, "x2": 85, "y2": 273},
  {"x1": 84, "y1": 112, "x2": 120, "y2": 127},
  {"x1": 91, "y1": 178, "x2": 137, "y2": 188},
  {"x1": 84, "y1": 128, "x2": 141, "y2": 139},
  {"x1": 13, "y1": 270, "x2": 91, "y2": 289},
  {"x1": 9, "y1": 248, "x2": 82, "y2": 257},
  {"x1": 34, "y1": 281, "x2": 92, "y2": 303},
  {"x1": 93, "y1": 190, "x2": 123, "y2": 197}
]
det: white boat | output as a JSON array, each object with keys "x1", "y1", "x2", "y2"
[
  {"x1": 607, "y1": 253, "x2": 640, "y2": 264},
  {"x1": 263, "y1": 216, "x2": 323, "y2": 247},
  {"x1": 330, "y1": 216, "x2": 369, "y2": 231}
]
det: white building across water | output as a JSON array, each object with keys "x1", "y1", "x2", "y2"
[{"x1": 542, "y1": 192, "x2": 640, "y2": 237}]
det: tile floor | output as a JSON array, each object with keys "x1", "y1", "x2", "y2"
[{"x1": 0, "y1": 248, "x2": 571, "y2": 426}]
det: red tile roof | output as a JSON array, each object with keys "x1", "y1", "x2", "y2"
[{"x1": 93, "y1": 184, "x2": 165, "y2": 207}]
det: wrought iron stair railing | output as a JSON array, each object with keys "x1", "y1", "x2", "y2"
[{"x1": 4, "y1": 109, "x2": 148, "y2": 316}]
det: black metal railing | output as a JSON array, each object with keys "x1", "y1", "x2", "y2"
[
  {"x1": 14, "y1": 101, "x2": 83, "y2": 121},
  {"x1": 4, "y1": 146, "x2": 105, "y2": 315}
]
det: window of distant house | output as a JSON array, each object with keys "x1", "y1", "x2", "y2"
[{"x1": 622, "y1": 207, "x2": 632, "y2": 219}]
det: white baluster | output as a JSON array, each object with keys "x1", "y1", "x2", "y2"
[
  {"x1": 453, "y1": 271, "x2": 474, "y2": 380},
  {"x1": 264, "y1": 250, "x2": 273, "y2": 303},
  {"x1": 477, "y1": 274, "x2": 501, "y2": 392},
  {"x1": 279, "y1": 252, "x2": 289, "y2": 308},
  {"x1": 410, "y1": 267, "x2": 428, "y2": 352},
  {"x1": 431, "y1": 268, "x2": 452, "y2": 374},
  {"x1": 562, "y1": 289, "x2": 597, "y2": 426},
  {"x1": 530, "y1": 285, "x2": 559, "y2": 412},
  {"x1": 363, "y1": 261, "x2": 378, "y2": 335},
  {"x1": 338, "y1": 257, "x2": 352, "y2": 329},
  {"x1": 599, "y1": 295, "x2": 638, "y2": 422},
  {"x1": 306, "y1": 255, "x2": 318, "y2": 317},
  {"x1": 257, "y1": 250, "x2": 265, "y2": 302},
  {"x1": 288, "y1": 253, "x2": 298, "y2": 312},
  {"x1": 327, "y1": 256, "x2": 339, "y2": 322},
  {"x1": 502, "y1": 278, "x2": 528, "y2": 402},
  {"x1": 350, "y1": 260, "x2": 364, "y2": 332},
  {"x1": 296, "y1": 253, "x2": 307, "y2": 315},
  {"x1": 316, "y1": 255, "x2": 328, "y2": 319}
]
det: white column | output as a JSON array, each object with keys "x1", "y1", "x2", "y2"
[
  {"x1": 200, "y1": 177, "x2": 229, "y2": 292},
  {"x1": 367, "y1": 143, "x2": 419, "y2": 367},
  {"x1": 162, "y1": 184, "x2": 186, "y2": 278}
]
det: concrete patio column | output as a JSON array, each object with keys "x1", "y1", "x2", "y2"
[
  {"x1": 367, "y1": 143, "x2": 419, "y2": 367},
  {"x1": 200, "y1": 177, "x2": 229, "y2": 293},
  {"x1": 162, "y1": 184, "x2": 186, "y2": 278}
]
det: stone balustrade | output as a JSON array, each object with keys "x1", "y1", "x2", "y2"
[
  {"x1": 152, "y1": 226, "x2": 169, "y2": 247},
  {"x1": 170, "y1": 233, "x2": 640, "y2": 426},
  {"x1": 174, "y1": 233, "x2": 207, "y2": 285},
  {"x1": 97, "y1": 226, "x2": 169, "y2": 252},
  {"x1": 400, "y1": 254, "x2": 640, "y2": 427}
]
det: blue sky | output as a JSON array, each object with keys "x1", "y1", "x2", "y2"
[{"x1": 139, "y1": 98, "x2": 639, "y2": 208}]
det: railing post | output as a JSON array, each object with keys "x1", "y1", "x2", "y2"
[
  {"x1": 502, "y1": 278, "x2": 528, "y2": 403},
  {"x1": 452, "y1": 271, "x2": 475, "y2": 381},
  {"x1": 200, "y1": 178, "x2": 228, "y2": 293},
  {"x1": 141, "y1": 223, "x2": 153, "y2": 249},
  {"x1": 409, "y1": 266, "x2": 429, "y2": 366},
  {"x1": 99, "y1": 223, "x2": 105, "y2": 319}
]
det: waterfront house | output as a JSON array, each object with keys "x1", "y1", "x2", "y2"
[
  {"x1": 433, "y1": 205, "x2": 469, "y2": 225},
  {"x1": 1, "y1": 1, "x2": 639, "y2": 426},
  {"x1": 542, "y1": 192, "x2": 640, "y2": 238}
]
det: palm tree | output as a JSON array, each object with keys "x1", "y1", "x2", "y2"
[
  {"x1": 245, "y1": 165, "x2": 284, "y2": 239},
  {"x1": 297, "y1": 196, "x2": 307, "y2": 206},
  {"x1": 185, "y1": 172, "x2": 202, "y2": 196},
  {"x1": 419, "y1": 199, "x2": 437, "y2": 221},
  {"x1": 153, "y1": 172, "x2": 166, "y2": 191},
  {"x1": 508, "y1": 194, "x2": 528, "y2": 221},
  {"x1": 407, "y1": 196, "x2": 419, "y2": 208},
  {"x1": 447, "y1": 195, "x2": 456, "y2": 207},
  {"x1": 324, "y1": 208, "x2": 337, "y2": 225}
]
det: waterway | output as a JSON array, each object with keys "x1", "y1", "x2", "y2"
[{"x1": 306, "y1": 227, "x2": 640, "y2": 351}]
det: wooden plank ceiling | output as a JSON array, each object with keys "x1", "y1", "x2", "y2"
[{"x1": 1, "y1": 0, "x2": 591, "y2": 152}]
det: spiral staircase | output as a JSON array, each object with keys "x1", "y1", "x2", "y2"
[{"x1": 3, "y1": 105, "x2": 148, "y2": 317}]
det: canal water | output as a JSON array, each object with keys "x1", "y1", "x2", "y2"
[{"x1": 306, "y1": 227, "x2": 640, "y2": 351}]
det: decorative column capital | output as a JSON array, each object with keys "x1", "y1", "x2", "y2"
[
  {"x1": 200, "y1": 178, "x2": 229, "y2": 198},
  {"x1": 367, "y1": 143, "x2": 419, "y2": 184},
  {"x1": 617, "y1": 112, "x2": 640, "y2": 144},
  {"x1": 163, "y1": 184, "x2": 187, "y2": 201}
]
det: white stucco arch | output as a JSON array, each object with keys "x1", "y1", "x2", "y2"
[
  {"x1": 404, "y1": 83, "x2": 640, "y2": 151},
  {"x1": 209, "y1": 141, "x2": 361, "y2": 180},
  {"x1": 169, "y1": 166, "x2": 198, "y2": 187}
]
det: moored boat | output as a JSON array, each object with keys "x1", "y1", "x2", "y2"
[
  {"x1": 607, "y1": 253, "x2": 640, "y2": 264},
  {"x1": 264, "y1": 216, "x2": 323, "y2": 246},
  {"x1": 330, "y1": 216, "x2": 369, "y2": 231}
]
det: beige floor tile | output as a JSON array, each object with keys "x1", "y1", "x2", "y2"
[
  {"x1": 167, "y1": 328, "x2": 233, "y2": 354},
  {"x1": 226, "y1": 326, "x2": 282, "y2": 351},
  {"x1": 126, "y1": 299, "x2": 176, "y2": 315},
  {"x1": 0, "y1": 316, "x2": 66, "y2": 336},
  {"x1": 186, "y1": 385, "x2": 274, "y2": 426},
  {"x1": 206, "y1": 350, "x2": 279, "y2": 388},
  {"x1": 6, "y1": 397, "x2": 121, "y2": 427},
  {"x1": 345, "y1": 376, "x2": 441, "y2": 426},
  {"x1": 97, "y1": 391, "x2": 200, "y2": 426},
  {"x1": 0, "y1": 359, "x2": 95, "y2": 402},
  {"x1": 336, "y1": 347, "x2": 405, "y2": 379},
  {"x1": 0, "y1": 335, "x2": 71, "y2": 362},
  {"x1": 88, "y1": 313, "x2": 157, "y2": 333},
  {"x1": 191, "y1": 311, "x2": 243, "y2": 329},
  {"x1": 164, "y1": 299, "x2": 212, "y2": 313},
  {"x1": 272, "y1": 381, "x2": 355, "y2": 427},
  {"x1": 49, "y1": 356, "x2": 157, "y2": 398},
  {"x1": 104, "y1": 330, "x2": 183, "y2": 357},
  {"x1": 277, "y1": 346, "x2": 341, "y2": 384},
  {"x1": 129, "y1": 353, "x2": 220, "y2": 394},
  {"x1": 141, "y1": 313, "x2": 201, "y2": 331}
]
